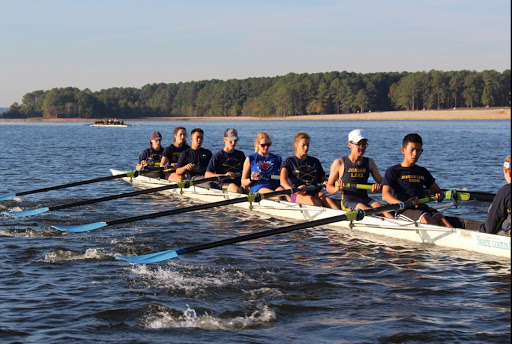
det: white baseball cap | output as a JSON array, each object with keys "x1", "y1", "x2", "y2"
[{"x1": 348, "y1": 129, "x2": 368, "y2": 143}]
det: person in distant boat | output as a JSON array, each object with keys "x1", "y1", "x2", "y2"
[
  {"x1": 205, "y1": 128, "x2": 246, "y2": 193},
  {"x1": 326, "y1": 129, "x2": 393, "y2": 218},
  {"x1": 160, "y1": 126, "x2": 190, "y2": 179},
  {"x1": 479, "y1": 156, "x2": 511, "y2": 236},
  {"x1": 168, "y1": 128, "x2": 213, "y2": 182},
  {"x1": 280, "y1": 132, "x2": 338, "y2": 209},
  {"x1": 381, "y1": 133, "x2": 453, "y2": 227},
  {"x1": 241, "y1": 131, "x2": 288, "y2": 199},
  {"x1": 136, "y1": 131, "x2": 164, "y2": 178}
]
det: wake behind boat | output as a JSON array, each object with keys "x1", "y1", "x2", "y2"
[{"x1": 110, "y1": 169, "x2": 511, "y2": 259}]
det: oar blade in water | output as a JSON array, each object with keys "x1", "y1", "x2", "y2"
[
  {"x1": 0, "y1": 193, "x2": 16, "y2": 201},
  {"x1": 116, "y1": 249, "x2": 179, "y2": 264},
  {"x1": 3, "y1": 207, "x2": 50, "y2": 217},
  {"x1": 52, "y1": 222, "x2": 108, "y2": 233}
]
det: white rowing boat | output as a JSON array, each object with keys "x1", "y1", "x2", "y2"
[
  {"x1": 90, "y1": 124, "x2": 128, "y2": 127},
  {"x1": 110, "y1": 169, "x2": 511, "y2": 259}
]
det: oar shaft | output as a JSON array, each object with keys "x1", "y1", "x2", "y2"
[
  {"x1": 106, "y1": 186, "x2": 311, "y2": 226},
  {"x1": 44, "y1": 175, "x2": 231, "y2": 212},
  {"x1": 107, "y1": 197, "x2": 249, "y2": 226},
  {"x1": 176, "y1": 213, "x2": 351, "y2": 256},
  {"x1": 177, "y1": 198, "x2": 427, "y2": 255},
  {"x1": 15, "y1": 173, "x2": 130, "y2": 196},
  {"x1": 49, "y1": 184, "x2": 179, "y2": 211}
]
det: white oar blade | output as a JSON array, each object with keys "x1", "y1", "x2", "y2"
[
  {"x1": 0, "y1": 193, "x2": 16, "y2": 201},
  {"x1": 115, "y1": 249, "x2": 179, "y2": 264},
  {"x1": 52, "y1": 222, "x2": 107, "y2": 233},
  {"x1": 3, "y1": 207, "x2": 50, "y2": 217}
]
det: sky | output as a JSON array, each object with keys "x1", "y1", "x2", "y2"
[{"x1": 0, "y1": 0, "x2": 510, "y2": 107}]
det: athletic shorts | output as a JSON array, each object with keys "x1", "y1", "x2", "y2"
[
  {"x1": 397, "y1": 204, "x2": 440, "y2": 222},
  {"x1": 208, "y1": 181, "x2": 240, "y2": 190},
  {"x1": 341, "y1": 195, "x2": 376, "y2": 211}
]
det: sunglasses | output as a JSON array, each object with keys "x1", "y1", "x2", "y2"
[
  {"x1": 350, "y1": 141, "x2": 368, "y2": 148},
  {"x1": 259, "y1": 142, "x2": 271, "y2": 148}
]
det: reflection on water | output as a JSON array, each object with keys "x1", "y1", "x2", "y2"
[{"x1": 0, "y1": 120, "x2": 510, "y2": 343}]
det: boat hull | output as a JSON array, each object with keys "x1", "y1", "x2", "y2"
[{"x1": 110, "y1": 169, "x2": 511, "y2": 259}]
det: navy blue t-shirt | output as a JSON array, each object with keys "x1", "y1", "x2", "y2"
[
  {"x1": 479, "y1": 183, "x2": 511, "y2": 234},
  {"x1": 382, "y1": 164, "x2": 435, "y2": 201},
  {"x1": 138, "y1": 147, "x2": 164, "y2": 170},
  {"x1": 176, "y1": 147, "x2": 213, "y2": 177},
  {"x1": 282, "y1": 155, "x2": 326, "y2": 191},
  {"x1": 206, "y1": 149, "x2": 246, "y2": 185},
  {"x1": 162, "y1": 143, "x2": 190, "y2": 165}
]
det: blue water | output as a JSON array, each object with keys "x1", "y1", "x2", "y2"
[{"x1": 0, "y1": 119, "x2": 510, "y2": 343}]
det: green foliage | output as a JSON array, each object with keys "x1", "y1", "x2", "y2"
[{"x1": 3, "y1": 70, "x2": 510, "y2": 119}]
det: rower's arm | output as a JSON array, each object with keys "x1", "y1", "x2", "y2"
[
  {"x1": 241, "y1": 158, "x2": 252, "y2": 188},
  {"x1": 429, "y1": 182, "x2": 445, "y2": 202},
  {"x1": 382, "y1": 185, "x2": 401, "y2": 204},
  {"x1": 280, "y1": 167, "x2": 293, "y2": 190},
  {"x1": 369, "y1": 159, "x2": 383, "y2": 184},
  {"x1": 325, "y1": 159, "x2": 341, "y2": 194},
  {"x1": 369, "y1": 159, "x2": 383, "y2": 193}
]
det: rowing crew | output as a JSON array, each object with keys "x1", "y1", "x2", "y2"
[{"x1": 136, "y1": 127, "x2": 511, "y2": 236}]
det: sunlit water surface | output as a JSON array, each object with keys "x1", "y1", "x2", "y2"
[{"x1": 0, "y1": 120, "x2": 510, "y2": 343}]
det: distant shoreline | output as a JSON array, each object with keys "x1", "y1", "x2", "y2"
[{"x1": 0, "y1": 108, "x2": 509, "y2": 122}]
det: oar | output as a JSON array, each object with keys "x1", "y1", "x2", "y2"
[
  {"x1": 441, "y1": 188, "x2": 495, "y2": 202},
  {"x1": 115, "y1": 197, "x2": 434, "y2": 264},
  {"x1": 337, "y1": 184, "x2": 471, "y2": 201},
  {"x1": 3, "y1": 175, "x2": 233, "y2": 217},
  {"x1": 0, "y1": 170, "x2": 158, "y2": 202},
  {"x1": 52, "y1": 185, "x2": 322, "y2": 233}
]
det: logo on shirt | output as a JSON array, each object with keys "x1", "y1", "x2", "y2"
[
  {"x1": 401, "y1": 174, "x2": 425, "y2": 183},
  {"x1": 347, "y1": 167, "x2": 367, "y2": 178}
]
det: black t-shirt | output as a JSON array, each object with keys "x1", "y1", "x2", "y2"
[
  {"x1": 382, "y1": 164, "x2": 435, "y2": 201},
  {"x1": 162, "y1": 143, "x2": 190, "y2": 165},
  {"x1": 479, "y1": 183, "x2": 511, "y2": 234},
  {"x1": 176, "y1": 147, "x2": 213, "y2": 177}
]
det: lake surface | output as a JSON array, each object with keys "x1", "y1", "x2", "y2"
[{"x1": 0, "y1": 120, "x2": 510, "y2": 343}]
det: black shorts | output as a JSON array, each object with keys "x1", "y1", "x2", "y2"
[{"x1": 397, "y1": 204, "x2": 440, "y2": 222}]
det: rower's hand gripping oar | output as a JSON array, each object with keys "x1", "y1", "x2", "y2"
[
  {"x1": 0, "y1": 170, "x2": 157, "y2": 202},
  {"x1": 341, "y1": 183, "x2": 471, "y2": 201},
  {"x1": 52, "y1": 184, "x2": 322, "y2": 233},
  {"x1": 3, "y1": 174, "x2": 233, "y2": 217},
  {"x1": 115, "y1": 197, "x2": 435, "y2": 264}
]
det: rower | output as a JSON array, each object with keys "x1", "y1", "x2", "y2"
[
  {"x1": 381, "y1": 133, "x2": 453, "y2": 227},
  {"x1": 160, "y1": 126, "x2": 190, "y2": 179},
  {"x1": 479, "y1": 156, "x2": 511, "y2": 235},
  {"x1": 326, "y1": 129, "x2": 393, "y2": 218},
  {"x1": 168, "y1": 128, "x2": 212, "y2": 182},
  {"x1": 241, "y1": 131, "x2": 288, "y2": 200},
  {"x1": 136, "y1": 131, "x2": 164, "y2": 178},
  {"x1": 280, "y1": 132, "x2": 338, "y2": 209},
  {"x1": 204, "y1": 128, "x2": 246, "y2": 193}
]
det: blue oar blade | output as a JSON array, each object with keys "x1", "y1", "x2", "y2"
[
  {"x1": 0, "y1": 193, "x2": 16, "y2": 201},
  {"x1": 115, "y1": 249, "x2": 179, "y2": 264},
  {"x1": 3, "y1": 207, "x2": 50, "y2": 217},
  {"x1": 52, "y1": 222, "x2": 107, "y2": 233}
]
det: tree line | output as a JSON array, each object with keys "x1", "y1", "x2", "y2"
[{"x1": 4, "y1": 69, "x2": 510, "y2": 119}]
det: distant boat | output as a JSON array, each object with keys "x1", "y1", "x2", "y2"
[{"x1": 90, "y1": 119, "x2": 128, "y2": 127}]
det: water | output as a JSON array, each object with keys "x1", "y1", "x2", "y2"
[{"x1": 0, "y1": 120, "x2": 510, "y2": 343}]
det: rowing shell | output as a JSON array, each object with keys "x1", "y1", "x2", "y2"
[
  {"x1": 90, "y1": 124, "x2": 128, "y2": 128},
  {"x1": 110, "y1": 169, "x2": 511, "y2": 259}
]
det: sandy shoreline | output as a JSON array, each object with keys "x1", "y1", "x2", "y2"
[{"x1": 0, "y1": 108, "x2": 509, "y2": 122}]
